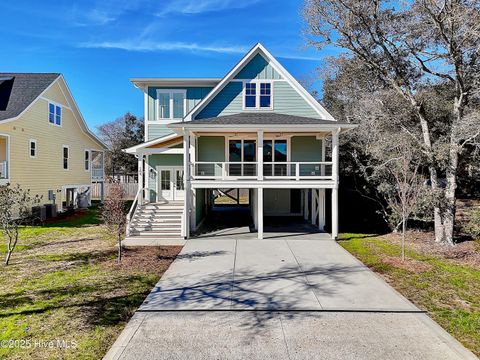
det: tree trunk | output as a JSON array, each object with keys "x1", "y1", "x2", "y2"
[
  {"x1": 410, "y1": 99, "x2": 447, "y2": 244},
  {"x1": 402, "y1": 210, "x2": 406, "y2": 261},
  {"x1": 5, "y1": 249, "x2": 12, "y2": 266},
  {"x1": 118, "y1": 232, "x2": 122, "y2": 263}
]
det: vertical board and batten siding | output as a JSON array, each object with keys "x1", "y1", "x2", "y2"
[
  {"x1": 195, "y1": 52, "x2": 322, "y2": 119},
  {"x1": 233, "y1": 54, "x2": 282, "y2": 80},
  {"x1": 146, "y1": 86, "x2": 213, "y2": 141},
  {"x1": 0, "y1": 81, "x2": 103, "y2": 203}
]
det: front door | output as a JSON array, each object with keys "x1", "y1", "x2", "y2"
[{"x1": 157, "y1": 167, "x2": 184, "y2": 202}]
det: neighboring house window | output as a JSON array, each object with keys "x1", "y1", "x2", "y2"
[
  {"x1": 29, "y1": 139, "x2": 37, "y2": 158},
  {"x1": 63, "y1": 145, "x2": 69, "y2": 170},
  {"x1": 156, "y1": 90, "x2": 186, "y2": 120},
  {"x1": 84, "y1": 150, "x2": 90, "y2": 171},
  {"x1": 48, "y1": 103, "x2": 61, "y2": 126},
  {"x1": 244, "y1": 82, "x2": 272, "y2": 109}
]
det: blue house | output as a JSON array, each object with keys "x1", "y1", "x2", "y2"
[{"x1": 125, "y1": 43, "x2": 355, "y2": 242}]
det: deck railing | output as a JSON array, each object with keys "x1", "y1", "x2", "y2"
[
  {"x1": 91, "y1": 167, "x2": 104, "y2": 180},
  {"x1": 0, "y1": 161, "x2": 8, "y2": 179},
  {"x1": 191, "y1": 161, "x2": 333, "y2": 180}
]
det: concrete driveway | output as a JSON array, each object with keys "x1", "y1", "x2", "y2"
[{"x1": 105, "y1": 237, "x2": 477, "y2": 360}]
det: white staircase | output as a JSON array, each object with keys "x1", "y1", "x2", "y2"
[{"x1": 125, "y1": 202, "x2": 184, "y2": 242}]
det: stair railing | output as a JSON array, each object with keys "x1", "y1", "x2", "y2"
[{"x1": 126, "y1": 187, "x2": 147, "y2": 237}]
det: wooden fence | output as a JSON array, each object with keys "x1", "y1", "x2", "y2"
[{"x1": 91, "y1": 182, "x2": 138, "y2": 200}]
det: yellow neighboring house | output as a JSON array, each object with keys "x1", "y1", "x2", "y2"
[{"x1": 0, "y1": 73, "x2": 106, "y2": 211}]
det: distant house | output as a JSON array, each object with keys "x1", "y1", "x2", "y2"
[
  {"x1": 125, "y1": 44, "x2": 356, "y2": 242},
  {"x1": 0, "y1": 73, "x2": 106, "y2": 210}
]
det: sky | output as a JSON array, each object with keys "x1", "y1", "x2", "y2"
[{"x1": 1, "y1": 0, "x2": 337, "y2": 131}]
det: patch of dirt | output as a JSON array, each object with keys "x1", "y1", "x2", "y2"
[
  {"x1": 382, "y1": 255, "x2": 433, "y2": 272},
  {"x1": 383, "y1": 231, "x2": 480, "y2": 269},
  {"x1": 103, "y1": 246, "x2": 183, "y2": 275}
]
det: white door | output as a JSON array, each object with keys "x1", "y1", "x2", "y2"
[
  {"x1": 173, "y1": 168, "x2": 185, "y2": 200},
  {"x1": 158, "y1": 167, "x2": 185, "y2": 201},
  {"x1": 158, "y1": 168, "x2": 173, "y2": 201}
]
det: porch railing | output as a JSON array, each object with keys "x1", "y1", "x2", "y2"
[
  {"x1": 0, "y1": 161, "x2": 8, "y2": 179},
  {"x1": 91, "y1": 167, "x2": 104, "y2": 180},
  {"x1": 190, "y1": 161, "x2": 333, "y2": 180}
]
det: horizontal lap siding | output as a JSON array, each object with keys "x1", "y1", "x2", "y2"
[
  {"x1": 0, "y1": 81, "x2": 102, "y2": 203},
  {"x1": 147, "y1": 124, "x2": 174, "y2": 141},
  {"x1": 273, "y1": 82, "x2": 321, "y2": 118},
  {"x1": 197, "y1": 136, "x2": 225, "y2": 162}
]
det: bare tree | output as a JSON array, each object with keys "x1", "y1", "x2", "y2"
[
  {"x1": 0, "y1": 184, "x2": 41, "y2": 265},
  {"x1": 101, "y1": 182, "x2": 126, "y2": 262},
  {"x1": 304, "y1": 0, "x2": 480, "y2": 245},
  {"x1": 383, "y1": 142, "x2": 427, "y2": 260}
]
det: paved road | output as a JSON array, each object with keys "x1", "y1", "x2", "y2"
[{"x1": 105, "y1": 237, "x2": 477, "y2": 360}]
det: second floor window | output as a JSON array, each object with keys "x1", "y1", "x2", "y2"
[
  {"x1": 29, "y1": 139, "x2": 37, "y2": 158},
  {"x1": 244, "y1": 82, "x2": 272, "y2": 109},
  {"x1": 49, "y1": 103, "x2": 61, "y2": 126},
  {"x1": 84, "y1": 150, "x2": 90, "y2": 171},
  {"x1": 63, "y1": 146, "x2": 69, "y2": 170},
  {"x1": 157, "y1": 90, "x2": 186, "y2": 120}
]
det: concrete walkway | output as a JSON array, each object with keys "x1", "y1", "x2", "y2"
[{"x1": 105, "y1": 236, "x2": 477, "y2": 360}]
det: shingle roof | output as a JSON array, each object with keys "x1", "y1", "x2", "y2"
[
  {"x1": 170, "y1": 112, "x2": 350, "y2": 127},
  {"x1": 0, "y1": 73, "x2": 60, "y2": 121}
]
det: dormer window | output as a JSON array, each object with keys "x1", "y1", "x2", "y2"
[
  {"x1": 156, "y1": 90, "x2": 186, "y2": 120},
  {"x1": 244, "y1": 82, "x2": 272, "y2": 110},
  {"x1": 48, "y1": 102, "x2": 61, "y2": 126}
]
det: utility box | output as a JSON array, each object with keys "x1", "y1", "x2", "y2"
[
  {"x1": 44, "y1": 204, "x2": 57, "y2": 219},
  {"x1": 32, "y1": 206, "x2": 47, "y2": 221}
]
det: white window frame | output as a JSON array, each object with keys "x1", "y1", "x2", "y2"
[
  {"x1": 155, "y1": 89, "x2": 187, "y2": 120},
  {"x1": 242, "y1": 80, "x2": 273, "y2": 111},
  {"x1": 29, "y1": 139, "x2": 37, "y2": 159},
  {"x1": 84, "y1": 149, "x2": 90, "y2": 172},
  {"x1": 48, "y1": 102, "x2": 62, "y2": 127},
  {"x1": 62, "y1": 145, "x2": 69, "y2": 170}
]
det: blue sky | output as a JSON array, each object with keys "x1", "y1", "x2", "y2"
[{"x1": 1, "y1": 0, "x2": 335, "y2": 131}]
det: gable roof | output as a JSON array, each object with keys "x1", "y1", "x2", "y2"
[
  {"x1": 184, "y1": 43, "x2": 335, "y2": 122},
  {"x1": 0, "y1": 73, "x2": 60, "y2": 121}
]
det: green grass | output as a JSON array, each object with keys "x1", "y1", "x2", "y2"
[
  {"x1": 0, "y1": 206, "x2": 180, "y2": 359},
  {"x1": 339, "y1": 233, "x2": 480, "y2": 356}
]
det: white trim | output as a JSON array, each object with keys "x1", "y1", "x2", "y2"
[
  {"x1": 48, "y1": 101, "x2": 63, "y2": 127},
  {"x1": 84, "y1": 149, "x2": 90, "y2": 172},
  {"x1": 155, "y1": 89, "x2": 187, "y2": 121},
  {"x1": 242, "y1": 80, "x2": 274, "y2": 111},
  {"x1": 0, "y1": 133, "x2": 10, "y2": 183},
  {"x1": 29, "y1": 139, "x2": 37, "y2": 159},
  {"x1": 144, "y1": 92, "x2": 149, "y2": 139},
  {"x1": 191, "y1": 180, "x2": 335, "y2": 189},
  {"x1": 39, "y1": 96, "x2": 71, "y2": 110},
  {"x1": 62, "y1": 145, "x2": 69, "y2": 170},
  {"x1": 124, "y1": 133, "x2": 181, "y2": 153},
  {"x1": 185, "y1": 43, "x2": 336, "y2": 121}
]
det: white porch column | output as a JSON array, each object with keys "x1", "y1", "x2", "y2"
[
  {"x1": 257, "y1": 130, "x2": 263, "y2": 180},
  {"x1": 331, "y1": 128, "x2": 340, "y2": 239},
  {"x1": 258, "y1": 187, "x2": 263, "y2": 239},
  {"x1": 183, "y1": 130, "x2": 191, "y2": 239},
  {"x1": 138, "y1": 154, "x2": 144, "y2": 205},
  {"x1": 303, "y1": 189, "x2": 308, "y2": 220},
  {"x1": 318, "y1": 189, "x2": 325, "y2": 231},
  {"x1": 189, "y1": 133, "x2": 197, "y2": 231},
  {"x1": 311, "y1": 189, "x2": 319, "y2": 225}
]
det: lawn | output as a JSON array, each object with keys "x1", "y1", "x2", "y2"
[
  {"x1": 339, "y1": 232, "x2": 480, "y2": 357},
  {"x1": 0, "y1": 204, "x2": 182, "y2": 359}
]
